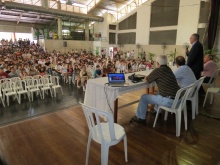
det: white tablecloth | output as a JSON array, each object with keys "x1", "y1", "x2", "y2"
[{"x1": 84, "y1": 70, "x2": 156, "y2": 114}]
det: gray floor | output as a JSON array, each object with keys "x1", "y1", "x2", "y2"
[{"x1": 0, "y1": 82, "x2": 84, "y2": 126}]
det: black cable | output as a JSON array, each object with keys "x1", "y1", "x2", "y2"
[{"x1": 104, "y1": 83, "x2": 114, "y2": 113}]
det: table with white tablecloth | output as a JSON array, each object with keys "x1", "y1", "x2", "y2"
[{"x1": 84, "y1": 70, "x2": 156, "y2": 122}]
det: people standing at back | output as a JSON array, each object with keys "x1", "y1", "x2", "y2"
[
  {"x1": 186, "y1": 33, "x2": 204, "y2": 80},
  {"x1": 173, "y1": 56, "x2": 196, "y2": 88}
]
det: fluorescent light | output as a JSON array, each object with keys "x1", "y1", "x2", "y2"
[
  {"x1": 60, "y1": 0, "x2": 66, "y2": 4},
  {"x1": 72, "y1": 3, "x2": 86, "y2": 8}
]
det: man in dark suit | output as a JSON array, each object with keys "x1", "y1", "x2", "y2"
[{"x1": 186, "y1": 33, "x2": 204, "y2": 80}]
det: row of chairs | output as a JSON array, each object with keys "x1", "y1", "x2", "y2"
[{"x1": 0, "y1": 75, "x2": 64, "y2": 107}]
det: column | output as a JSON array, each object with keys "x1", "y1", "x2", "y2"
[
  {"x1": 57, "y1": 1, "x2": 61, "y2": 10},
  {"x1": 85, "y1": 21, "x2": 89, "y2": 41},
  {"x1": 41, "y1": 0, "x2": 49, "y2": 9},
  {"x1": 176, "y1": 0, "x2": 201, "y2": 45},
  {"x1": 57, "y1": 17, "x2": 62, "y2": 40}
]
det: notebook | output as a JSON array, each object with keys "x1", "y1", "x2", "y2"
[{"x1": 108, "y1": 73, "x2": 129, "y2": 87}]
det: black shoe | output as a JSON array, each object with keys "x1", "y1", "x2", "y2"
[{"x1": 131, "y1": 116, "x2": 146, "y2": 125}]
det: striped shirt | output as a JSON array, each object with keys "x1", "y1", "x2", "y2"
[{"x1": 147, "y1": 65, "x2": 180, "y2": 98}]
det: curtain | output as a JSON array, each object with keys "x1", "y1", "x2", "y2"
[{"x1": 207, "y1": 0, "x2": 220, "y2": 49}]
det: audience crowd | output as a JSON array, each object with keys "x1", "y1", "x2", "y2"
[{"x1": 0, "y1": 38, "x2": 153, "y2": 91}]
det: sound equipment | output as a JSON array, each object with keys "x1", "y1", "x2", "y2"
[{"x1": 63, "y1": 41, "x2": 67, "y2": 47}]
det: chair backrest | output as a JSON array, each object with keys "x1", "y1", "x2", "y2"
[
  {"x1": 23, "y1": 76, "x2": 33, "y2": 80},
  {"x1": 33, "y1": 75, "x2": 42, "y2": 80},
  {"x1": 40, "y1": 77, "x2": 50, "y2": 87},
  {"x1": 188, "y1": 76, "x2": 206, "y2": 98},
  {"x1": 171, "y1": 84, "x2": 194, "y2": 110},
  {"x1": 26, "y1": 79, "x2": 39, "y2": 89},
  {"x1": 206, "y1": 68, "x2": 220, "y2": 86},
  {"x1": 14, "y1": 80, "x2": 27, "y2": 91},
  {"x1": 80, "y1": 103, "x2": 117, "y2": 142},
  {"x1": 10, "y1": 77, "x2": 21, "y2": 82},
  {"x1": 2, "y1": 81, "x2": 16, "y2": 92},
  {"x1": 51, "y1": 76, "x2": 60, "y2": 86}
]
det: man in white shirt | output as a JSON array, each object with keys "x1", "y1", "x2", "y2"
[{"x1": 173, "y1": 56, "x2": 196, "y2": 88}]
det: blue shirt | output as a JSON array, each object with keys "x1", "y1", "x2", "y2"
[
  {"x1": 94, "y1": 69, "x2": 101, "y2": 78},
  {"x1": 173, "y1": 65, "x2": 196, "y2": 88}
]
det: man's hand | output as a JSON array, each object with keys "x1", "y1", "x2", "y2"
[{"x1": 144, "y1": 76, "x2": 147, "y2": 82}]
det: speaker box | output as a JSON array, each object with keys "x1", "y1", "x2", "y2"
[{"x1": 63, "y1": 41, "x2": 67, "y2": 47}]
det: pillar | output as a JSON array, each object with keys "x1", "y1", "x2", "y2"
[
  {"x1": 57, "y1": 17, "x2": 62, "y2": 40},
  {"x1": 41, "y1": 0, "x2": 49, "y2": 9},
  {"x1": 85, "y1": 21, "x2": 89, "y2": 41}
]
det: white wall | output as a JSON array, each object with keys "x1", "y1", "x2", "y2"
[
  {"x1": 0, "y1": 25, "x2": 31, "y2": 33},
  {"x1": 176, "y1": 0, "x2": 201, "y2": 45},
  {"x1": 44, "y1": 40, "x2": 93, "y2": 53}
]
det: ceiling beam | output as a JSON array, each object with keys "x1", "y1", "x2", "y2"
[{"x1": 87, "y1": 0, "x2": 103, "y2": 14}]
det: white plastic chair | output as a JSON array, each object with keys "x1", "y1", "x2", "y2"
[
  {"x1": 51, "y1": 76, "x2": 64, "y2": 97},
  {"x1": 15, "y1": 80, "x2": 31, "y2": 104},
  {"x1": 186, "y1": 77, "x2": 205, "y2": 119},
  {"x1": 80, "y1": 103, "x2": 128, "y2": 165},
  {"x1": 43, "y1": 75, "x2": 53, "y2": 86},
  {"x1": 26, "y1": 79, "x2": 42, "y2": 101},
  {"x1": 153, "y1": 84, "x2": 194, "y2": 137},
  {"x1": 0, "y1": 83, "x2": 5, "y2": 107},
  {"x1": 202, "y1": 68, "x2": 220, "y2": 88},
  {"x1": 2, "y1": 81, "x2": 18, "y2": 106},
  {"x1": 40, "y1": 77, "x2": 53, "y2": 99},
  {"x1": 203, "y1": 87, "x2": 220, "y2": 107}
]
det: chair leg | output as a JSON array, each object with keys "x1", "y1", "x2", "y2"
[
  {"x1": 175, "y1": 111, "x2": 181, "y2": 137},
  {"x1": 18, "y1": 94, "x2": 21, "y2": 104},
  {"x1": 153, "y1": 109, "x2": 161, "y2": 127},
  {"x1": 31, "y1": 92, "x2": 34, "y2": 101},
  {"x1": 54, "y1": 89, "x2": 56, "y2": 97},
  {"x1": 123, "y1": 135, "x2": 128, "y2": 162},
  {"x1": 183, "y1": 106, "x2": 187, "y2": 130},
  {"x1": 203, "y1": 92, "x2": 209, "y2": 107},
  {"x1": 50, "y1": 89, "x2": 53, "y2": 97},
  {"x1": 101, "y1": 143, "x2": 110, "y2": 165},
  {"x1": 7, "y1": 96, "x2": 9, "y2": 106},
  {"x1": 85, "y1": 134, "x2": 92, "y2": 165},
  {"x1": 191, "y1": 101, "x2": 196, "y2": 120},
  {"x1": 61, "y1": 87, "x2": 64, "y2": 95},
  {"x1": 164, "y1": 111, "x2": 168, "y2": 121},
  {"x1": 0, "y1": 97, "x2": 5, "y2": 107}
]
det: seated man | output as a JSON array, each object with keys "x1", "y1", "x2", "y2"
[
  {"x1": 0, "y1": 68, "x2": 9, "y2": 79},
  {"x1": 173, "y1": 56, "x2": 196, "y2": 88},
  {"x1": 131, "y1": 55, "x2": 180, "y2": 124},
  {"x1": 202, "y1": 54, "x2": 218, "y2": 83}
]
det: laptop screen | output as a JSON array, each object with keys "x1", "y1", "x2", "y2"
[{"x1": 108, "y1": 73, "x2": 125, "y2": 83}]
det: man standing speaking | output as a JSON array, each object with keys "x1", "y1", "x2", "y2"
[{"x1": 186, "y1": 33, "x2": 204, "y2": 80}]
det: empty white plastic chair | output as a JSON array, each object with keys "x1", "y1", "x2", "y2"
[
  {"x1": 43, "y1": 75, "x2": 53, "y2": 86},
  {"x1": 153, "y1": 84, "x2": 194, "y2": 137},
  {"x1": 26, "y1": 79, "x2": 42, "y2": 101},
  {"x1": 80, "y1": 103, "x2": 128, "y2": 165},
  {"x1": 186, "y1": 77, "x2": 205, "y2": 119},
  {"x1": 40, "y1": 77, "x2": 53, "y2": 99},
  {"x1": 203, "y1": 87, "x2": 220, "y2": 107},
  {"x1": 51, "y1": 76, "x2": 64, "y2": 97},
  {"x1": 0, "y1": 82, "x2": 5, "y2": 107},
  {"x1": 15, "y1": 79, "x2": 31, "y2": 104},
  {"x1": 2, "y1": 81, "x2": 18, "y2": 106}
]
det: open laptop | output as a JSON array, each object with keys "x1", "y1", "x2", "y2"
[{"x1": 108, "y1": 73, "x2": 129, "y2": 87}]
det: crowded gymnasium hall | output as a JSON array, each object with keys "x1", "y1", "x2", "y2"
[{"x1": 0, "y1": 0, "x2": 220, "y2": 164}]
